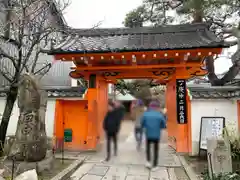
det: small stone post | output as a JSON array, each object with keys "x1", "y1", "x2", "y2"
[{"x1": 207, "y1": 137, "x2": 232, "y2": 178}]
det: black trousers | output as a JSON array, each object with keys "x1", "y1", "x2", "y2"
[
  {"x1": 146, "y1": 139, "x2": 159, "y2": 167},
  {"x1": 134, "y1": 127, "x2": 143, "y2": 148},
  {"x1": 106, "y1": 133, "x2": 118, "y2": 160}
]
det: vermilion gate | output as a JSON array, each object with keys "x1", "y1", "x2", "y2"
[{"x1": 50, "y1": 23, "x2": 227, "y2": 153}]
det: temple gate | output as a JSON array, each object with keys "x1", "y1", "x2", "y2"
[{"x1": 50, "y1": 23, "x2": 227, "y2": 153}]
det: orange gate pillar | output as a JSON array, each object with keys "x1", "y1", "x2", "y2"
[
  {"x1": 166, "y1": 79, "x2": 177, "y2": 150},
  {"x1": 166, "y1": 75, "x2": 190, "y2": 153},
  {"x1": 86, "y1": 74, "x2": 108, "y2": 150},
  {"x1": 96, "y1": 78, "x2": 109, "y2": 141},
  {"x1": 86, "y1": 74, "x2": 98, "y2": 149}
]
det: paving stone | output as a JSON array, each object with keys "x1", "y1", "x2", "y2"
[
  {"x1": 71, "y1": 163, "x2": 95, "y2": 180},
  {"x1": 102, "y1": 174, "x2": 127, "y2": 180},
  {"x1": 168, "y1": 168, "x2": 177, "y2": 180},
  {"x1": 80, "y1": 174, "x2": 103, "y2": 180},
  {"x1": 102, "y1": 166, "x2": 128, "y2": 180},
  {"x1": 51, "y1": 159, "x2": 83, "y2": 180},
  {"x1": 87, "y1": 156, "x2": 105, "y2": 162},
  {"x1": 107, "y1": 166, "x2": 128, "y2": 175},
  {"x1": 55, "y1": 152, "x2": 82, "y2": 159},
  {"x1": 126, "y1": 175, "x2": 149, "y2": 180},
  {"x1": 173, "y1": 156, "x2": 181, "y2": 166},
  {"x1": 128, "y1": 166, "x2": 149, "y2": 176},
  {"x1": 69, "y1": 129, "x2": 187, "y2": 180},
  {"x1": 113, "y1": 142, "x2": 181, "y2": 167},
  {"x1": 150, "y1": 167, "x2": 169, "y2": 179},
  {"x1": 88, "y1": 165, "x2": 109, "y2": 176},
  {"x1": 174, "y1": 167, "x2": 190, "y2": 180}
]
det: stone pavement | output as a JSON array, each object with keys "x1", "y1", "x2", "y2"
[{"x1": 70, "y1": 128, "x2": 189, "y2": 180}]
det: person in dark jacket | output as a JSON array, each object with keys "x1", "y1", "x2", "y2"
[
  {"x1": 113, "y1": 100, "x2": 125, "y2": 124},
  {"x1": 141, "y1": 100, "x2": 166, "y2": 171},
  {"x1": 103, "y1": 100, "x2": 125, "y2": 161}
]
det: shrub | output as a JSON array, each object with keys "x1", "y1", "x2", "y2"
[
  {"x1": 223, "y1": 128, "x2": 240, "y2": 160},
  {"x1": 230, "y1": 137, "x2": 240, "y2": 160},
  {"x1": 202, "y1": 169, "x2": 240, "y2": 180}
]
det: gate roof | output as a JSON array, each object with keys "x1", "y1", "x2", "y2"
[{"x1": 50, "y1": 23, "x2": 228, "y2": 55}]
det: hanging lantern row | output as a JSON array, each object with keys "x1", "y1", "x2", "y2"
[{"x1": 60, "y1": 51, "x2": 215, "y2": 61}]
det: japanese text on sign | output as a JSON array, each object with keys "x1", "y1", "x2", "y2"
[
  {"x1": 199, "y1": 117, "x2": 225, "y2": 150},
  {"x1": 176, "y1": 79, "x2": 187, "y2": 124}
]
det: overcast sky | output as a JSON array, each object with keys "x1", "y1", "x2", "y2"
[
  {"x1": 63, "y1": 0, "x2": 142, "y2": 28},
  {"x1": 63, "y1": 0, "x2": 235, "y2": 74}
]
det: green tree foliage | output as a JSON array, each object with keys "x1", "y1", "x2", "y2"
[
  {"x1": 123, "y1": 0, "x2": 240, "y2": 86},
  {"x1": 123, "y1": 6, "x2": 146, "y2": 28},
  {"x1": 124, "y1": 0, "x2": 239, "y2": 28},
  {"x1": 176, "y1": 0, "x2": 239, "y2": 31},
  {"x1": 124, "y1": 0, "x2": 175, "y2": 27},
  {"x1": 115, "y1": 79, "x2": 160, "y2": 104}
]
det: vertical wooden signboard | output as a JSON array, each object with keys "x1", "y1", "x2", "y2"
[{"x1": 176, "y1": 79, "x2": 187, "y2": 124}]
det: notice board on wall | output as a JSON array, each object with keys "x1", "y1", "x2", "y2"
[{"x1": 199, "y1": 117, "x2": 225, "y2": 150}]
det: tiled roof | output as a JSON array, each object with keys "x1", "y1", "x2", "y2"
[
  {"x1": 0, "y1": 59, "x2": 73, "y2": 88},
  {"x1": 40, "y1": 61, "x2": 72, "y2": 88},
  {"x1": 225, "y1": 79, "x2": 240, "y2": 86},
  {"x1": 0, "y1": 87, "x2": 86, "y2": 98},
  {"x1": 188, "y1": 85, "x2": 240, "y2": 99},
  {"x1": 50, "y1": 23, "x2": 228, "y2": 54}
]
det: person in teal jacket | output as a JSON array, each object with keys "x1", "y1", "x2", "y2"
[{"x1": 141, "y1": 100, "x2": 166, "y2": 170}]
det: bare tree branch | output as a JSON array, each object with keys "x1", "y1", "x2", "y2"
[
  {"x1": 0, "y1": 0, "x2": 73, "y2": 85},
  {"x1": 0, "y1": 71, "x2": 12, "y2": 82},
  {"x1": 0, "y1": 48, "x2": 18, "y2": 69},
  {"x1": 31, "y1": 50, "x2": 41, "y2": 73},
  {"x1": 0, "y1": 0, "x2": 73, "y2": 155},
  {"x1": 0, "y1": 36, "x2": 20, "y2": 47},
  {"x1": 0, "y1": 62, "x2": 14, "y2": 82},
  {"x1": 34, "y1": 63, "x2": 52, "y2": 76}
]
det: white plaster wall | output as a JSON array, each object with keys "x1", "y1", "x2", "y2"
[
  {"x1": 0, "y1": 98, "x2": 19, "y2": 136},
  {"x1": 108, "y1": 83, "x2": 113, "y2": 94},
  {"x1": 45, "y1": 99, "x2": 56, "y2": 137},
  {"x1": 71, "y1": 79, "x2": 78, "y2": 87},
  {"x1": 190, "y1": 99, "x2": 238, "y2": 156},
  {"x1": 0, "y1": 98, "x2": 56, "y2": 137},
  {"x1": 71, "y1": 62, "x2": 77, "y2": 87}
]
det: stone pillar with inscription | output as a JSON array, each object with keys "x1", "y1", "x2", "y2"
[
  {"x1": 207, "y1": 137, "x2": 232, "y2": 178},
  {"x1": 9, "y1": 74, "x2": 47, "y2": 162}
]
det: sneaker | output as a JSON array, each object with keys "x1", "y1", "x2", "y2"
[
  {"x1": 145, "y1": 161, "x2": 151, "y2": 168},
  {"x1": 151, "y1": 166, "x2": 158, "y2": 171}
]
